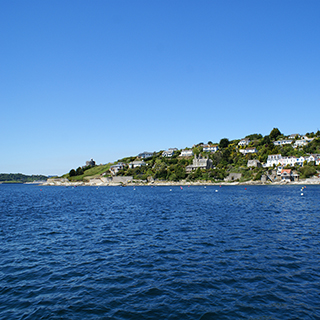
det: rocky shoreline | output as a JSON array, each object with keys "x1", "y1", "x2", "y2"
[{"x1": 41, "y1": 177, "x2": 320, "y2": 187}]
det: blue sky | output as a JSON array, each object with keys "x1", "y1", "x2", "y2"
[{"x1": 1, "y1": 0, "x2": 319, "y2": 175}]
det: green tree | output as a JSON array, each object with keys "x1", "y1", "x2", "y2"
[
  {"x1": 304, "y1": 138, "x2": 320, "y2": 154},
  {"x1": 245, "y1": 133, "x2": 263, "y2": 140},
  {"x1": 269, "y1": 128, "x2": 282, "y2": 141},
  {"x1": 219, "y1": 138, "x2": 229, "y2": 148},
  {"x1": 69, "y1": 169, "x2": 76, "y2": 177},
  {"x1": 300, "y1": 165, "x2": 317, "y2": 178},
  {"x1": 193, "y1": 147, "x2": 200, "y2": 156},
  {"x1": 76, "y1": 167, "x2": 84, "y2": 175},
  {"x1": 221, "y1": 148, "x2": 231, "y2": 164},
  {"x1": 174, "y1": 165, "x2": 186, "y2": 180}
]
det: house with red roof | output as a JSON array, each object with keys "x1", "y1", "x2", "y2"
[{"x1": 281, "y1": 169, "x2": 292, "y2": 181}]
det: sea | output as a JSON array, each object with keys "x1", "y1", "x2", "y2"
[{"x1": 0, "y1": 184, "x2": 319, "y2": 319}]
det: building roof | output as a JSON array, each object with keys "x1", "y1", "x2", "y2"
[
  {"x1": 203, "y1": 144, "x2": 218, "y2": 148},
  {"x1": 129, "y1": 160, "x2": 146, "y2": 164}
]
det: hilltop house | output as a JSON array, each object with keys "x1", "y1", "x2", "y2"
[
  {"x1": 185, "y1": 155, "x2": 213, "y2": 173},
  {"x1": 180, "y1": 149, "x2": 193, "y2": 157},
  {"x1": 128, "y1": 161, "x2": 146, "y2": 169},
  {"x1": 239, "y1": 147, "x2": 257, "y2": 155},
  {"x1": 162, "y1": 148, "x2": 178, "y2": 157},
  {"x1": 202, "y1": 144, "x2": 219, "y2": 152},
  {"x1": 238, "y1": 138, "x2": 250, "y2": 146},
  {"x1": 288, "y1": 134, "x2": 301, "y2": 139},
  {"x1": 302, "y1": 135, "x2": 314, "y2": 142},
  {"x1": 138, "y1": 152, "x2": 154, "y2": 159},
  {"x1": 162, "y1": 150, "x2": 174, "y2": 157},
  {"x1": 85, "y1": 159, "x2": 96, "y2": 167}
]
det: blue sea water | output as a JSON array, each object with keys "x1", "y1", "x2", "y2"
[{"x1": 0, "y1": 184, "x2": 320, "y2": 319}]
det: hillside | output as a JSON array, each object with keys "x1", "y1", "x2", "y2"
[
  {"x1": 63, "y1": 128, "x2": 320, "y2": 183},
  {"x1": 0, "y1": 173, "x2": 48, "y2": 183}
]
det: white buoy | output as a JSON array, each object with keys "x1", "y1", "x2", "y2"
[
  {"x1": 170, "y1": 189, "x2": 172, "y2": 191},
  {"x1": 301, "y1": 193, "x2": 304, "y2": 196},
  {"x1": 215, "y1": 190, "x2": 218, "y2": 192}
]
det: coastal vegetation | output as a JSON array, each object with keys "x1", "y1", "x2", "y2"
[
  {"x1": 64, "y1": 163, "x2": 112, "y2": 181},
  {"x1": 0, "y1": 173, "x2": 47, "y2": 183},
  {"x1": 62, "y1": 128, "x2": 320, "y2": 183}
]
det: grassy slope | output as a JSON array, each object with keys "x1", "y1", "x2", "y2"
[{"x1": 63, "y1": 163, "x2": 112, "y2": 181}]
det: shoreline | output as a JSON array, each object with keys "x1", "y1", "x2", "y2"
[{"x1": 40, "y1": 177, "x2": 320, "y2": 187}]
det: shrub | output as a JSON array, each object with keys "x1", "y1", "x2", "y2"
[{"x1": 299, "y1": 165, "x2": 317, "y2": 179}]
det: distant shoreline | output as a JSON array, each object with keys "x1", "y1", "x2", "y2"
[{"x1": 0, "y1": 181, "x2": 24, "y2": 184}]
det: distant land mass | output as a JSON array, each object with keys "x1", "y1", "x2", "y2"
[
  {"x1": 0, "y1": 173, "x2": 48, "y2": 183},
  {"x1": 45, "y1": 128, "x2": 320, "y2": 186}
]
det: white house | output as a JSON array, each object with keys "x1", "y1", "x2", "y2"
[
  {"x1": 288, "y1": 134, "x2": 301, "y2": 140},
  {"x1": 203, "y1": 144, "x2": 219, "y2": 152},
  {"x1": 296, "y1": 156, "x2": 306, "y2": 166},
  {"x1": 293, "y1": 140, "x2": 308, "y2": 148},
  {"x1": 306, "y1": 154, "x2": 318, "y2": 162},
  {"x1": 239, "y1": 147, "x2": 257, "y2": 155},
  {"x1": 162, "y1": 150, "x2": 175, "y2": 157},
  {"x1": 138, "y1": 152, "x2": 154, "y2": 158},
  {"x1": 265, "y1": 154, "x2": 282, "y2": 167},
  {"x1": 265, "y1": 153, "x2": 318, "y2": 168},
  {"x1": 180, "y1": 149, "x2": 193, "y2": 157},
  {"x1": 301, "y1": 135, "x2": 314, "y2": 142},
  {"x1": 273, "y1": 140, "x2": 292, "y2": 146},
  {"x1": 109, "y1": 162, "x2": 126, "y2": 175},
  {"x1": 276, "y1": 166, "x2": 284, "y2": 176},
  {"x1": 279, "y1": 156, "x2": 298, "y2": 167},
  {"x1": 238, "y1": 138, "x2": 250, "y2": 146},
  {"x1": 128, "y1": 161, "x2": 146, "y2": 169}
]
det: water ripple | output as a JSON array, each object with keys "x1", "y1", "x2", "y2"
[{"x1": 1, "y1": 185, "x2": 320, "y2": 319}]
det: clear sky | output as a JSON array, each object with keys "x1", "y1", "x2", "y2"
[{"x1": 1, "y1": 0, "x2": 319, "y2": 175}]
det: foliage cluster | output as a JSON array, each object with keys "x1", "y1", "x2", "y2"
[
  {"x1": 66, "y1": 163, "x2": 112, "y2": 181},
  {"x1": 69, "y1": 165, "x2": 93, "y2": 177},
  {"x1": 0, "y1": 173, "x2": 47, "y2": 183}
]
